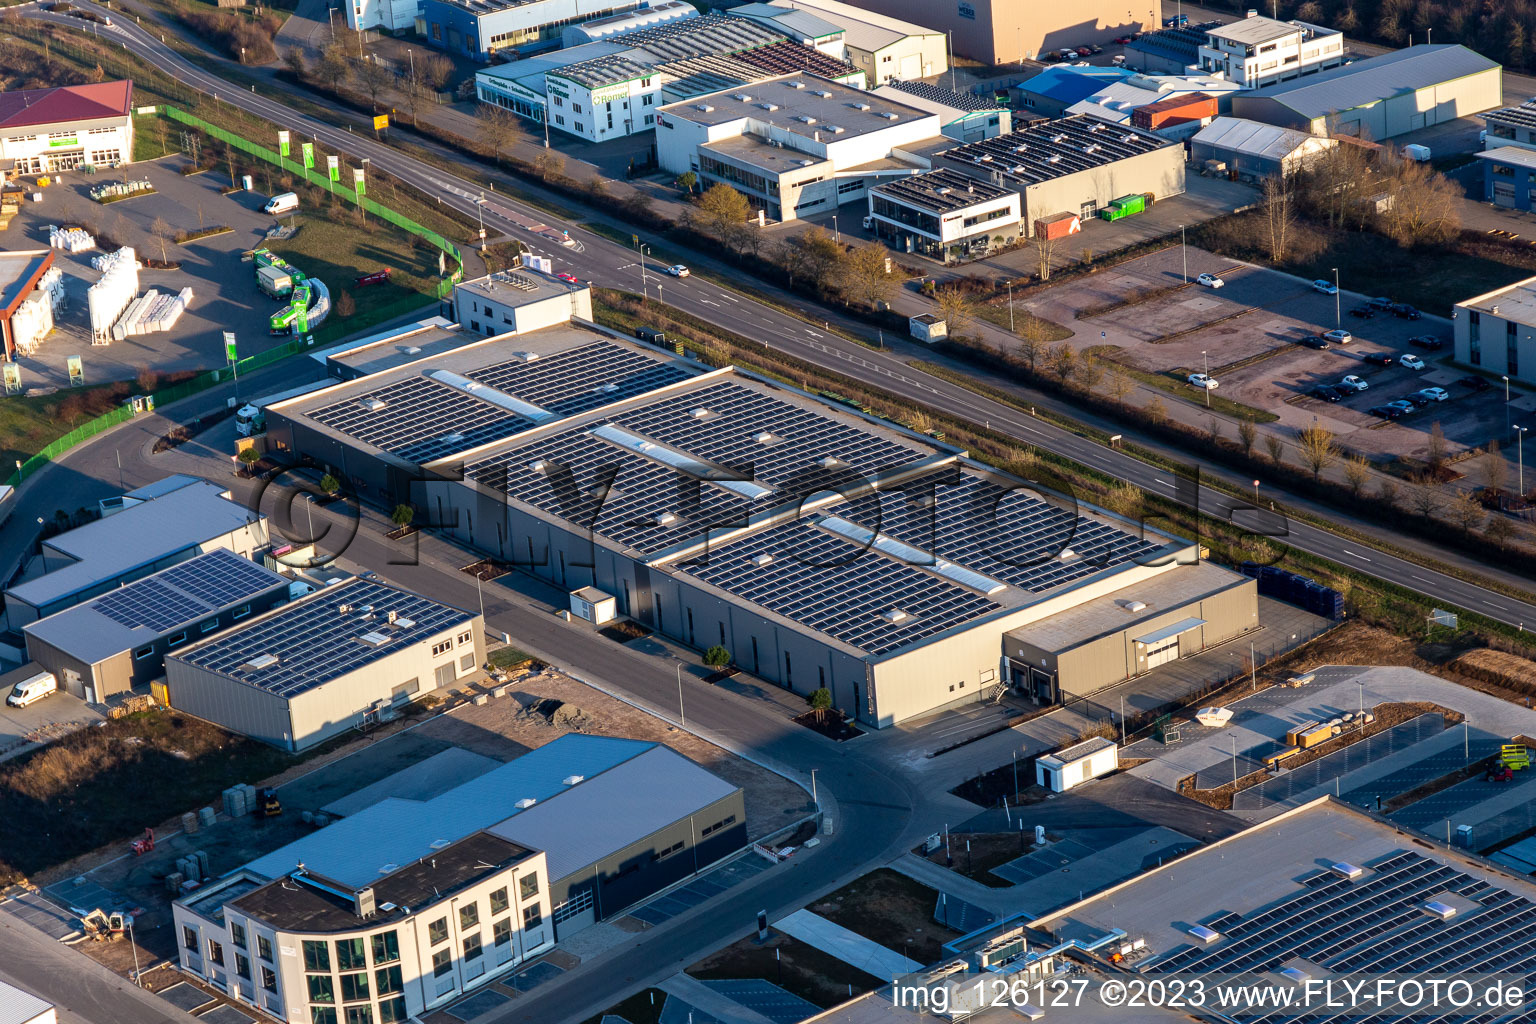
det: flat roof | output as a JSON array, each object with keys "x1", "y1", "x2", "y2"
[
  {"x1": 167, "y1": 577, "x2": 474, "y2": 699},
  {"x1": 243, "y1": 735, "x2": 656, "y2": 888},
  {"x1": 321, "y1": 747, "x2": 501, "y2": 818},
  {"x1": 275, "y1": 321, "x2": 700, "y2": 465},
  {"x1": 1192, "y1": 115, "x2": 1327, "y2": 159},
  {"x1": 939, "y1": 114, "x2": 1175, "y2": 187},
  {"x1": 1005, "y1": 559, "x2": 1246, "y2": 654},
  {"x1": 323, "y1": 317, "x2": 468, "y2": 376},
  {"x1": 1250, "y1": 44, "x2": 1500, "y2": 119},
  {"x1": 701, "y1": 132, "x2": 833, "y2": 174},
  {"x1": 869, "y1": 167, "x2": 1015, "y2": 214},
  {"x1": 6, "y1": 479, "x2": 259, "y2": 610},
  {"x1": 1206, "y1": 15, "x2": 1330, "y2": 46},
  {"x1": 1033, "y1": 799, "x2": 1536, "y2": 980},
  {"x1": 232, "y1": 832, "x2": 534, "y2": 934},
  {"x1": 1456, "y1": 271, "x2": 1536, "y2": 323},
  {"x1": 729, "y1": 3, "x2": 844, "y2": 41},
  {"x1": 1477, "y1": 145, "x2": 1536, "y2": 171},
  {"x1": 455, "y1": 267, "x2": 585, "y2": 306},
  {"x1": 619, "y1": 12, "x2": 787, "y2": 60},
  {"x1": 660, "y1": 73, "x2": 931, "y2": 141},
  {"x1": 22, "y1": 548, "x2": 289, "y2": 665},
  {"x1": 1019, "y1": 66, "x2": 1137, "y2": 106},
  {"x1": 0, "y1": 249, "x2": 51, "y2": 317},
  {"x1": 883, "y1": 79, "x2": 1006, "y2": 114},
  {"x1": 550, "y1": 53, "x2": 657, "y2": 88},
  {"x1": 490, "y1": 744, "x2": 739, "y2": 879},
  {"x1": 0, "y1": 979, "x2": 53, "y2": 1024},
  {"x1": 1040, "y1": 735, "x2": 1116, "y2": 766},
  {"x1": 766, "y1": 0, "x2": 939, "y2": 51}
]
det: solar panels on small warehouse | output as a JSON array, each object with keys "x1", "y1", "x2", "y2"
[
  {"x1": 171, "y1": 578, "x2": 471, "y2": 699},
  {"x1": 91, "y1": 548, "x2": 285, "y2": 632},
  {"x1": 465, "y1": 342, "x2": 693, "y2": 421},
  {"x1": 310, "y1": 374, "x2": 534, "y2": 463}
]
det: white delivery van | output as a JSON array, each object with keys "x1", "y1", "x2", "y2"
[
  {"x1": 263, "y1": 192, "x2": 299, "y2": 215},
  {"x1": 6, "y1": 670, "x2": 58, "y2": 708},
  {"x1": 1401, "y1": 144, "x2": 1432, "y2": 162}
]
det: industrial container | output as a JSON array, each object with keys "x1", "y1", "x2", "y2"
[
  {"x1": 1034, "y1": 211, "x2": 1081, "y2": 239},
  {"x1": 258, "y1": 264, "x2": 293, "y2": 298},
  {"x1": 1286, "y1": 721, "x2": 1335, "y2": 749},
  {"x1": 1098, "y1": 194, "x2": 1146, "y2": 221}
]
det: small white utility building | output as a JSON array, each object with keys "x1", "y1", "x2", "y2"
[{"x1": 1035, "y1": 736, "x2": 1118, "y2": 792}]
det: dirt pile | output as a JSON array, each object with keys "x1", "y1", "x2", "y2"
[
  {"x1": 514, "y1": 698, "x2": 593, "y2": 732},
  {"x1": 1450, "y1": 649, "x2": 1536, "y2": 699}
]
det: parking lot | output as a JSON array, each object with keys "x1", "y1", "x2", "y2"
[
  {"x1": 0, "y1": 663, "x2": 105, "y2": 761},
  {"x1": 1035, "y1": 245, "x2": 1530, "y2": 463}
]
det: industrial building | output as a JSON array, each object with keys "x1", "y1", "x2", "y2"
[
  {"x1": 1451, "y1": 275, "x2": 1536, "y2": 385},
  {"x1": 1064, "y1": 74, "x2": 1240, "y2": 139},
  {"x1": 935, "y1": 115, "x2": 1185, "y2": 236},
  {"x1": 875, "y1": 81, "x2": 1012, "y2": 142},
  {"x1": 0, "y1": 80, "x2": 134, "y2": 173},
  {"x1": 0, "y1": 249, "x2": 57, "y2": 361},
  {"x1": 656, "y1": 74, "x2": 942, "y2": 222},
  {"x1": 1013, "y1": 65, "x2": 1136, "y2": 117},
  {"x1": 21, "y1": 548, "x2": 290, "y2": 703},
  {"x1": 1190, "y1": 116, "x2": 1337, "y2": 179},
  {"x1": 0, "y1": 980, "x2": 54, "y2": 1024},
  {"x1": 1031, "y1": 798, "x2": 1536, "y2": 990},
  {"x1": 735, "y1": 0, "x2": 945, "y2": 82},
  {"x1": 453, "y1": 266, "x2": 593, "y2": 335},
  {"x1": 418, "y1": 0, "x2": 642, "y2": 60},
  {"x1": 1195, "y1": 14, "x2": 1344, "y2": 89},
  {"x1": 1229, "y1": 44, "x2": 1502, "y2": 139},
  {"x1": 3, "y1": 476, "x2": 268, "y2": 631},
  {"x1": 1035, "y1": 736, "x2": 1118, "y2": 792},
  {"x1": 475, "y1": 14, "x2": 862, "y2": 138},
  {"x1": 259, "y1": 282, "x2": 1256, "y2": 727},
  {"x1": 562, "y1": 0, "x2": 695, "y2": 45},
  {"x1": 1483, "y1": 100, "x2": 1536, "y2": 153},
  {"x1": 1477, "y1": 147, "x2": 1536, "y2": 210},
  {"x1": 806, "y1": 0, "x2": 1149, "y2": 64},
  {"x1": 866, "y1": 167, "x2": 1021, "y2": 260},
  {"x1": 1124, "y1": 22, "x2": 1213, "y2": 75},
  {"x1": 172, "y1": 735, "x2": 745, "y2": 1022},
  {"x1": 164, "y1": 577, "x2": 483, "y2": 751},
  {"x1": 724, "y1": 3, "x2": 846, "y2": 58}
]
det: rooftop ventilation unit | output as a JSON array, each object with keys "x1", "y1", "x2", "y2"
[
  {"x1": 881, "y1": 111, "x2": 900, "y2": 120},
  {"x1": 752, "y1": 553, "x2": 774, "y2": 567},
  {"x1": 440, "y1": 432, "x2": 464, "y2": 445},
  {"x1": 337, "y1": 604, "x2": 352, "y2": 615},
  {"x1": 592, "y1": 382, "x2": 619, "y2": 393},
  {"x1": 1084, "y1": 143, "x2": 1099, "y2": 153},
  {"x1": 690, "y1": 407, "x2": 712, "y2": 418},
  {"x1": 787, "y1": 80, "x2": 805, "y2": 89},
  {"x1": 511, "y1": 351, "x2": 540, "y2": 363},
  {"x1": 753, "y1": 431, "x2": 778, "y2": 444},
  {"x1": 1188, "y1": 925, "x2": 1221, "y2": 944},
  {"x1": 1048, "y1": 154, "x2": 1062, "y2": 163},
  {"x1": 394, "y1": 617, "x2": 414, "y2": 629},
  {"x1": 851, "y1": 101, "x2": 871, "y2": 110},
  {"x1": 812, "y1": 89, "x2": 832, "y2": 97},
  {"x1": 359, "y1": 631, "x2": 391, "y2": 647},
  {"x1": 796, "y1": 115, "x2": 817, "y2": 124},
  {"x1": 827, "y1": 125, "x2": 845, "y2": 134},
  {"x1": 562, "y1": 775, "x2": 585, "y2": 786},
  {"x1": 1330, "y1": 862, "x2": 1363, "y2": 880},
  {"x1": 797, "y1": 159, "x2": 815, "y2": 166},
  {"x1": 528, "y1": 458, "x2": 548, "y2": 472},
  {"x1": 515, "y1": 797, "x2": 538, "y2": 809},
  {"x1": 1011, "y1": 164, "x2": 1027, "y2": 173},
  {"x1": 1058, "y1": 548, "x2": 1077, "y2": 560},
  {"x1": 654, "y1": 511, "x2": 678, "y2": 526},
  {"x1": 242, "y1": 653, "x2": 281, "y2": 671},
  {"x1": 817, "y1": 456, "x2": 841, "y2": 469},
  {"x1": 387, "y1": 609, "x2": 398, "y2": 624},
  {"x1": 759, "y1": 102, "x2": 779, "y2": 111},
  {"x1": 359, "y1": 396, "x2": 387, "y2": 412},
  {"x1": 732, "y1": 93, "x2": 751, "y2": 101},
  {"x1": 378, "y1": 864, "x2": 399, "y2": 874},
  {"x1": 1422, "y1": 900, "x2": 1457, "y2": 920},
  {"x1": 430, "y1": 839, "x2": 452, "y2": 849},
  {"x1": 1121, "y1": 133, "x2": 1138, "y2": 143},
  {"x1": 1119, "y1": 599, "x2": 1148, "y2": 612},
  {"x1": 882, "y1": 609, "x2": 910, "y2": 623},
  {"x1": 695, "y1": 103, "x2": 714, "y2": 112},
  {"x1": 401, "y1": 345, "x2": 421, "y2": 355},
  {"x1": 1051, "y1": 133, "x2": 1066, "y2": 143},
  {"x1": 1013, "y1": 144, "x2": 1028, "y2": 153}
]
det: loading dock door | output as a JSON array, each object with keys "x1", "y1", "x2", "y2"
[
  {"x1": 1143, "y1": 635, "x2": 1181, "y2": 668},
  {"x1": 1134, "y1": 616, "x2": 1207, "y2": 670},
  {"x1": 900, "y1": 53, "x2": 919, "y2": 79}
]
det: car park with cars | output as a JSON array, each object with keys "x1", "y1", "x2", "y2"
[
  {"x1": 1456, "y1": 375, "x2": 1492, "y2": 391},
  {"x1": 1409, "y1": 335, "x2": 1444, "y2": 350},
  {"x1": 1368, "y1": 404, "x2": 1404, "y2": 419},
  {"x1": 1387, "y1": 399, "x2": 1417, "y2": 415},
  {"x1": 1390, "y1": 303, "x2": 1421, "y2": 320},
  {"x1": 1322, "y1": 329, "x2": 1352, "y2": 344},
  {"x1": 1363, "y1": 352, "x2": 1397, "y2": 366},
  {"x1": 1349, "y1": 305, "x2": 1376, "y2": 319},
  {"x1": 1400, "y1": 354, "x2": 1426, "y2": 370},
  {"x1": 1338, "y1": 375, "x2": 1369, "y2": 391},
  {"x1": 1415, "y1": 387, "x2": 1450, "y2": 402},
  {"x1": 1309, "y1": 384, "x2": 1343, "y2": 401},
  {"x1": 1187, "y1": 372, "x2": 1218, "y2": 389},
  {"x1": 1312, "y1": 279, "x2": 1338, "y2": 295},
  {"x1": 1368, "y1": 296, "x2": 1394, "y2": 309}
]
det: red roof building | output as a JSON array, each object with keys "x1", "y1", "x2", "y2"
[{"x1": 0, "y1": 81, "x2": 135, "y2": 174}]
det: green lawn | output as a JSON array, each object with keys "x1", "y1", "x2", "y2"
[
  {"x1": 1084, "y1": 345, "x2": 1280, "y2": 423},
  {"x1": 0, "y1": 381, "x2": 139, "y2": 470}
]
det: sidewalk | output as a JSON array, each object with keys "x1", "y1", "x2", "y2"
[
  {"x1": 658, "y1": 974, "x2": 778, "y2": 1024},
  {"x1": 773, "y1": 909, "x2": 921, "y2": 978}
]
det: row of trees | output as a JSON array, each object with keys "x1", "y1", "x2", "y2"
[
  {"x1": 287, "y1": 43, "x2": 454, "y2": 127},
  {"x1": 1254, "y1": 0, "x2": 1536, "y2": 71}
]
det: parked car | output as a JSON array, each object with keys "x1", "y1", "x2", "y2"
[
  {"x1": 1310, "y1": 384, "x2": 1343, "y2": 401},
  {"x1": 556, "y1": 272, "x2": 580, "y2": 284},
  {"x1": 1339, "y1": 375, "x2": 1370, "y2": 391},
  {"x1": 1368, "y1": 296, "x2": 1394, "y2": 309},
  {"x1": 1368, "y1": 404, "x2": 1403, "y2": 419},
  {"x1": 1111, "y1": 54, "x2": 1127, "y2": 63},
  {"x1": 1362, "y1": 352, "x2": 1397, "y2": 366},
  {"x1": 1408, "y1": 335, "x2": 1444, "y2": 350},
  {"x1": 1076, "y1": 46, "x2": 1093, "y2": 56},
  {"x1": 1312, "y1": 279, "x2": 1338, "y2": 295},
  {"x1": 1403, "y1": 392, "x2": 1435, "y2": 408},
  {"x1": 1299, "y1": 335, "x2": 1330, "y2": 350},
  {"x1": 1349, "y1": 305, "x2": 1376, "y2": 319},
  {"x1": 1391, "y1": 303, "x2": 1422, "y2": 320},
  {"x1": 665, "y1": 264, "x2": 690, "y2": 277},
  {"x1": 1386, "y1": 399, "x2": 1418, "y2": 414},
  {"x1": 1196, "y1": 273, "x2": 1223, "y2": 288},
  {"x1": 1400, "y1": 354, "x2": 1426, "y2": 370},
  {"x1": 1415, "y1": 386, "x2": 1451, "y2": 402},
  {"x1": 1456, "y1": 375, "x2": 1493, "y2": 391},
  {"x1": 1187, "y1": 372, "x2": 1218, "y2": 389},
  {"x1": 1323, "y1": 329, "x2": 1352, "y2": 344},
  {"x1": 1114, "y1": 35, "x2": 1133, "y2": 43},
  {"x1": 1088, "y1": 44, "x2": 1103, "y2": 53}
]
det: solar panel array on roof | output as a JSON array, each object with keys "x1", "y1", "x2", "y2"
[
  {"x1": 1149, "y1": 849, "x2": 1536, "y2": 1011},
  {"x1": 685, "y1": 517, "x2": 999, "y2": 654},
  {"x1": 887, "y1": 79, "x2": 1006, "y2": 112},
  {"x1": 94, "y1": 578, "x2": 205, "y2": 632},
  {"x1": 464, "y1": 342, "x2": 693, "y2": 420},
  {"x1": 309, "y1": 374, "x2": 534, "y2": 463},
  {"x1": 171, "y1": 579, "x2": 470, "y2": 699},
  {"x1": 467, "y1": 427, "x2": 761, "y2": 555},
  {"x1": 940, "y1": 115, "x2": 1173, "y2": 186},
  {"x1": 623, "y1": 12, "x2": 786, "y2": 60},
  {"x1": 1485, "y1": 102, "x2": 1536, "y2": 131},
  {"x1": 156, "y1": 549, "x2": 287, "y2": 609},
  {"x1": 609, "y1": 381, "x2": 924, "y2": 488},
  {"x1": 730, "y1": 40, "x2": 858, "y2": 79},
  {"x1": 871, "y1": 168, "x2": 1014, "y2": 214}
]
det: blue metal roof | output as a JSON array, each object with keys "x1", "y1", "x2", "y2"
[
  {"x1": 1020, "y1": 66, "x2": 1136, "y2": 105},
  {"x1": 244, "y1": 735, "x2": 656, "y2": 889}
]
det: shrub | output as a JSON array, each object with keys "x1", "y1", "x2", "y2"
[{"x1": 702, "y1": 645, "x2": 731, "y2": 667}]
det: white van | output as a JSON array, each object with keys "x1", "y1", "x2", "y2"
[
  {"x1": 6, "y1": 670, "x2": 57, "y2": 708},
  {"x1": 263, "y1": 192, "x2": 299, "y2": 215}
]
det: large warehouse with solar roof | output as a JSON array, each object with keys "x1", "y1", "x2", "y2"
[{"x1": 262, "y1": 285, "x2": 1256, "y2": 727}]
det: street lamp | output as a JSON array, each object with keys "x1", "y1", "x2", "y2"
[
  {"x1": 832, "y1": 214, "x2": 839, "y2": 244},
  {"x1": 810, "y1": 768, "x2": 819, "y2": 809},
  {"x1": 1518, "y1": 425, "x2": 1529, "y2": 497},
  {"x1": 1253, "y1": 479, "x2": 1260, "y2": 504},
  {"x1": 1179, "y1": 224, "x2": 1187, "y2": 283},
  {"x1": 474, "y1": 195, "x2": 487, "y2": 251},
  {"x1": 637, "y1": 242, "x2": 651, "y2": 301},
  {"x1": 1504, "y1": 376, "x2": 1512, "y2": 440},
  {"x1": 1202, "y1": 349, "x2": 1210, "y2": 407},
  {"x1": 676, "y1": 662, "x2": 685, "y2": 726},
  {"x1": 1331, "y1": 266, "x2": 1340, "y2": 328},
  {"x1": 1006, "y1": 279, "x2": 1015, "y2": 332}
]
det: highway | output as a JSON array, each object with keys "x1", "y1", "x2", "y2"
[{"x1": 21, "y1": 3, "x2": 1536, "y2": 628}]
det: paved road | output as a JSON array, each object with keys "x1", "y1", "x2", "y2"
[{"x1": 18, "y1": 1, "x2": 1536, "y2": 637}]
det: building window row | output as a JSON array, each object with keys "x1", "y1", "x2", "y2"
[{"x1": 700, "y1": 813, "x2": 737, "y2": 837}]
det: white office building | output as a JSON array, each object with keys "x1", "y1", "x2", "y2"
[
  {"x1": 867, "y1": 167, "x2": 1021, "y2": 260},
  {"x1": 0, "y1": 81, "x2": 134, "y2": 173},
  {"x1": 343, "y1": 0, "x2": 418, "y2": 32},
  {"x1": 1195, "y1": 14, "x2": 1344, "y2": 89},
  {"x1": 656, "y1": 74, "x2": 941, "y2": 222}
]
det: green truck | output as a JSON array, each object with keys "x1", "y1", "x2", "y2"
[{"x1": 1099, "y1": 194, "x2": 1147, "y2": 222}]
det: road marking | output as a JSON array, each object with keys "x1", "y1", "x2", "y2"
[
  {"x1": 1411, "y1": 575, "x2": 1435, "y2": 584},
  {"x1": 1342, "y1": 550, "x2": 1371, "y2": 562},
  {"x1": 1482, "y1": 600, "x2": 1507, "y2": 609},
  {"x1": 1154, "y1": 477, "x2": 1173, "y2": 487},
  {"x1": 701, "y1": 299, "x2": 721, "y2": 307},
  {"x1": 721, "y1": 293, "x2": 740, "y2": 302}
]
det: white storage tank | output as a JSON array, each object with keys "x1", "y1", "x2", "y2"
[{"x1": 1034, "y1": 736, "x2": 1119, "y2": 792}]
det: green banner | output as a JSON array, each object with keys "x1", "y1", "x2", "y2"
[
  {"x1": 327, "y1": 155, "x2": 340, "y2": 183},
  {"x1": 301, "y1": 142, "x2": 314, "y2": 170},
  {"x1": 278, "y1": 130, "x2": 290, "y2": 158},
  {"x1": 67, "y1": 355, "x2": 83, "y2": 386},
  {"x1": 353, "y1": 167, "x2": 365, "y2": 196},
  {"x1": 224, "y1": 331, "x2": 238, "y2": 364}
]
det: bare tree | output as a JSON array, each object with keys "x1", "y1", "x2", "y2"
[
  {"x1": 423, "y1": 54, "x2": 454, "y2": 93},
  {"x1": 282, "y1": 47, "x2": 307, "y2": 80},
  {"x1": 1426, "y1": 421, "x2": 1448, "y2": 476},
  {"x1": 149, "y1": 216, "x2": 176, "y2": 265},
  {"x1": 1265, "y1": 434, "x2": 1285, "y2": 466},
  {"x1": 1481, "y1": 439, "x2": 1508, "y2": 495},
  {"x1": 1238, "y1": 418, "x2": 1257, "y2": 456},
  {"x1": 1048, "y1": 343, "x2": 1077, "y2": 383},
  {"x1": 1446, "y1": 490, "x2": 1486, "y2": 533},
  {"x1": 695, "y1": 183, "x2": 752, "y2": 252},
  {"x1": 1076, "y1": 354, "x2": 1104, "y2": 390},
  {"x1": 317, "y1": 41, "x2": 350, "y2": 94},
  {"x1": 843, "y1": 241, "x2": 893, "y2": 309},
  {"x1": 1206, "y1": 416, "x2": 1223, "y2": 444},
  {"x1": 1408, "y1": 477, "x2": 1443, "y2": 519},
  {"x1": 1019, "y1": 318, "x2": 1050, "y2": 371},
  {"x1": 792, "y1": 227, "x2": 845, "y2": 298},
  {"x1": 476, "y1": 104, "x2": 522, "y2": 165},
  {"x1": 935, "y1": 286, "x2": 978, "y2": 339},
  {"x1": 1032, "y1": 229, "x2": 1057, "y2": 281},
  {"x1": 1485, "y1": 515, "x2": 1516, "y2": 550},
  {"x1": 1107, "y1": 365, "x2": 1135, "y2": 403},
  {"x1": 1297, "y1": 423, "x2": 1338, "y2": 479},
  {"x1": 1379, "y1": 156, "x2": 1461, "y2": 247},
  {"x1": 1145, "y1": 396, "x2": 1167, "y2": 425},
  {"x1": 533, "y1": 151, "x2": 565, "y2": 182},
  {"x1": 1344, "y1": 453, "x2": 1371, "y2": 497},
  {"x1": 353, "y1": 54, "x2": 394, "y2": 110},
  {"x1": 1262, "y1": 176, "x2": 1297, "y2": 263}
]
